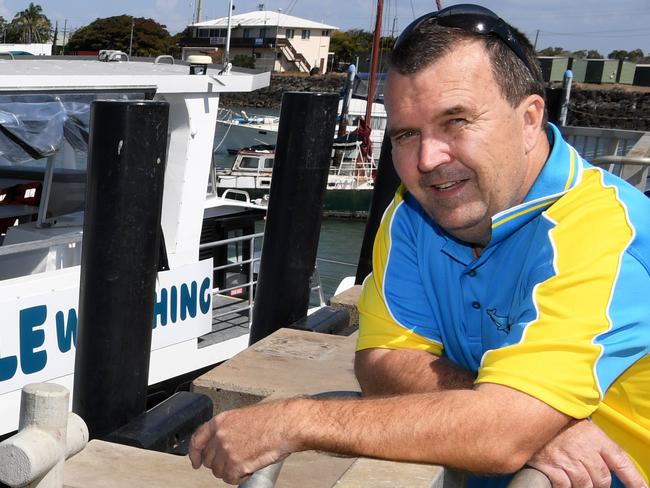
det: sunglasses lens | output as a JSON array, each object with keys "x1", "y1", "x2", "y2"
[{"x1": 394, "y1": 5, "x2": 532, "y2": 75}]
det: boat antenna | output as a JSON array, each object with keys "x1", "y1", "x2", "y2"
[{"x1": 365, "y1": 0, "x2": 383, "y2": 133}]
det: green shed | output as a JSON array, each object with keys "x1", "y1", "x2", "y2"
[
  {"x1": 537, "y1": 57, "x2": 569, "y2": 82},
  {"x1": 634, "y1": 65, "x2": 650, "y2": 86},
  {"x1": 616, "y1": 60, "x2": 636, "y2": 84},
  {"x1": 584, "y1": 59, "x2": 619, "y2": 84},
  {"x1": 569, "y1": 58, "x2": 587, "y2": 83}
]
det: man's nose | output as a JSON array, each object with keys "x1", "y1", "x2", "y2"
[{"x1": 418, "y1": 138, "x2": 452, "y2": 173}]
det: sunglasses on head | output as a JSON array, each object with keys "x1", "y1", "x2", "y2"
[{"x1": 394, "y1": 3, "x2": 535, "y2": 76}]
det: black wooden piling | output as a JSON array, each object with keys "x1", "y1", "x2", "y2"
[
  {"x1": 249, "y1": 92, "x2": 338, "y2": 345},
  {"x1": 355, "y1": 134, "x2": 401, "y2": 284},
  {"x1": 73, "y1": 100, "x2": 169, "y2": 439}
]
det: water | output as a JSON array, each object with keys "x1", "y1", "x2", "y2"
[
  {"x1": 215, "y1": 105, "x2": 368, "y2": 301},
  {"x1": 316, "y1": 219, "x2": 366, "y2": 299}
]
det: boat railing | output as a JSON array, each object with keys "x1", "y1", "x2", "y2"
[
  {"x1": 199, "y1": 231, "x2": 264, "y2": 328},
  {"x1": 221, "y1": 189, "x2": 252, "y2": 202},
  {"x1": 560, "y1": 125, "x2": 644, "y2": 160},
  {"x1": 0, "y1": 231, "x2": 82, "y2": 257},
  {"x1": 329, "y1": 158, "x2": 377, "y2": 186},
  {"x1": 0, "y1": 231, "x2": 83, "y2": 281},
  {"x1": 562, "y1": 127, "x2": 650, "y2": 193},
  {"x1": 200, "y1": 231, "x2": 330, "y2": 328}
]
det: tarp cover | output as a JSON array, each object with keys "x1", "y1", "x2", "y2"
[{"x1": 0, "y1": 93, "x2": 142, "y2": 165}]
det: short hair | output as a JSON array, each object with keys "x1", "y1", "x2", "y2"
[{"x1": 390, "y1": 22, "x2": 545, "y2": 110}]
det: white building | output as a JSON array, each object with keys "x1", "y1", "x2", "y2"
[{"x1": 182, "y1": 10, "x2": 337, "y2": 74}]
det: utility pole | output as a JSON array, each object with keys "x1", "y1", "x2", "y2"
[
  {"x1": 129, "y1": 18, "x2": 135, "y2": 57},
  {"x1": 53, "y1": 21, "x2": 58, "y2": 54},
  {"x1": 62, "y1": 19, "x2": 68, "y2": 55},
  {"x1": 391, "y1": 16, "x2": 397, "y2": 38},
  {"x1": 534, "y1": 29, "x2": 540, "y2": 51}
]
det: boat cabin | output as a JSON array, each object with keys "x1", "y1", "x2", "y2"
[{"x1": 0, "y1": 57, "x2": 270, "y2": 435}]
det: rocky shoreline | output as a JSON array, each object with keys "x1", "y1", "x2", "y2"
[{"x1": 221, "y1": 74, "x2": 650, "y2": 132}]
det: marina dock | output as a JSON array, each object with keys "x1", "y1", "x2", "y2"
[{"x1": 63, "y1": 326, "x2": 450, "y2": 488}]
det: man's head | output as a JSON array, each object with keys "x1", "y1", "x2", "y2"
[{"x1": 385, "y1": 4, "x2": 550, "y2": 247}]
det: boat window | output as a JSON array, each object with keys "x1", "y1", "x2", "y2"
[
  {"x1": 0, "y1": 91, "x2": 147, "y2": 278},
  {"x1": 239, "y1": 156, "x2": 260, "y2": 169},
  {"x1": 263, "y1": 158, "x2": 274, "y2": 169}
]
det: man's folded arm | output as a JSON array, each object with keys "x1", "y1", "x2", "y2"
[{"x1": 354, "y1": 347, "x2": 475, "y2": 395}]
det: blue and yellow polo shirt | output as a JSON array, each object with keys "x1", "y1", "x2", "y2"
[{"x1": 357, "y1": 123, "x2": 650, "y2": 482}]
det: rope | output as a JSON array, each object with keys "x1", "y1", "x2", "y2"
[{"x1": 213, "y1": 110, "x2": 235, "y2": 152}]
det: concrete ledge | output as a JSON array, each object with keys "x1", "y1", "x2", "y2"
[
  {"x1": 64, "y1": 440, "x2": 356, "y2": 488},
  {"x1": 335, "y1": 457, "x2": 447, "y2": 487},
  {"x1": 192, "y1": 328, "x2": 360, "y2": 414},
  {"x1": 328, "y1": 285, "x2": 362, "y2": 330}
]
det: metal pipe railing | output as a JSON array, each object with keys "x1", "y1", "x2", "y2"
[
  {"x1": 0, "y1": 232, "x2": 83, "y2": 256},
  {"x1": 507, "y1": 467, "x2": 551, "y2": 488}
]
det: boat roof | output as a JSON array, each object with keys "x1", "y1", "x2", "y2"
[
  {"x1": 0, "y1": 59, "x2": 270, "y2": 94},
  {"x1": 192, "y1": 10, "x2": 337, "y2": 31}
]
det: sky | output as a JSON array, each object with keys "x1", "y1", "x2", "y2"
[{"x1": 1, "y1": 0, "x2": 649, "y2": 56}]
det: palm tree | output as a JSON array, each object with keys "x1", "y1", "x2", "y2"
[{"x1": 11, "y1": 3, "x2": 51, "y2": 43}]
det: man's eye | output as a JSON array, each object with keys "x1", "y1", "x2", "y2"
[
  {"x1": 393, "y1": 130, "x2": 418, "y2": 143},
  {"x1": 448, "y1": 118, "x2": 467, "y2": 127}
]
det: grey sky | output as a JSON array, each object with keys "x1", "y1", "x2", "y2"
[{"x1": 2, "y1": 0, "x2": 648, "y2": 55}]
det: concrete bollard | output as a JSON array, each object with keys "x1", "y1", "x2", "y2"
[{"x1": 0, "y1": 383, "x2": 89, "y2": 488}]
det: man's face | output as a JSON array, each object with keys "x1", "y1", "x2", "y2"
[{"x1": 385, "y1": 40, "x2": 539, "y2": 246}]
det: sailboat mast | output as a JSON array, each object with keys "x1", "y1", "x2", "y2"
[
  {"x1": 225, "y1": 0, "x2": 234, "y2": 66},
  {"x1": 364, "y1": 0, "x2": 383, "y2": 127}
]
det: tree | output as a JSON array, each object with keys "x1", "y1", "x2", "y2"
[
  {"x1": 586, "y1": 50, "x2": 603, "y2": 59},
  {"x1": 608, "y1": 49, "x2": 644, "y2": 62},
  {"x1": 330, "y1": 29, "x2": 373, "y2": 63},
  {"x1": 537, "y1": 46, "x2": 569, "y2": 56},
  {"x1": 608, "y1": 49, "x2": 628, "y2": 60},
  {"x1": 10, "y1": 3, "x2": 51, "y2": 43},
  {"x1": 67, "y1": 16, "x2": 173, "y2": 57}
]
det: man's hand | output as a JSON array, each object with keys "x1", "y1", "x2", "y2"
[
  {"x1": 527, "y1": 419, "x2": 648, "y2": 488},
  {"x1": 188, "y1": 401, "x2": 296, "y2": 485}
]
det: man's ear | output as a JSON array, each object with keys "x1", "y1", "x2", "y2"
[{"x1": 521, "y1": 95, "x2": 546, "y2": 153}]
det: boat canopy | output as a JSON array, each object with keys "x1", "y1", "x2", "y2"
[{"x1": 0, "y1": 92, "x2": 142, "y2": 166}]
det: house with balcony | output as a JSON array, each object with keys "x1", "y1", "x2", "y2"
[{"x1": 181, "y1": 10, "x2": 337, "y2": 73}]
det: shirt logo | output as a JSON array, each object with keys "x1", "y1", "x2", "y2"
[{"x1": 487, "y1": 309, "x2": 512, "y2": 334}]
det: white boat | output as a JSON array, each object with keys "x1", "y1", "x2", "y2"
[
  {"x1": 216, "y1": 96, "x2": 387, "y2": 157},
  {"x1": 0, "y1": 57, "x2": 271, "y2": 435},
  {"x1": 215, "y1": 138, "x2": 377, "y2": 218}
]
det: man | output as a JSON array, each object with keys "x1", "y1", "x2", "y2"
[{"x1": 190, "y1": 5, "x2": 650, "y2": 487}]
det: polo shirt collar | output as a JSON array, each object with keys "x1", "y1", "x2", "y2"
[{"x1": 488, "y1": 123, "x2": 583, "y2": 247}]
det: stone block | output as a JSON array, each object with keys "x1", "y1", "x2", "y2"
[{"x1": 192, "y1": 328, "x2": 360, "y2": 414}]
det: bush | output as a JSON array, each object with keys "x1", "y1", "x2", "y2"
[{"x1": 232, "y1": 54, "x2": 255, "y2": 69}]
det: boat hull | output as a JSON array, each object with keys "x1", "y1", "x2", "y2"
[{"x1": 217, "y1": 187, "x2": 373, "y2": 218}]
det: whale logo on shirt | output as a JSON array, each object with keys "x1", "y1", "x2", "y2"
[{"x1": 487, "y1": 309, "x2": 513, "y2": 334}]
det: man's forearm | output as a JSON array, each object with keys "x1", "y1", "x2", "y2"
[
  {"x1": 289, "y1": 384, "x2": 568, "y2": 474},
  {"x1": 354, "y1": 348, "x2": 475, "y2": 396}
]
